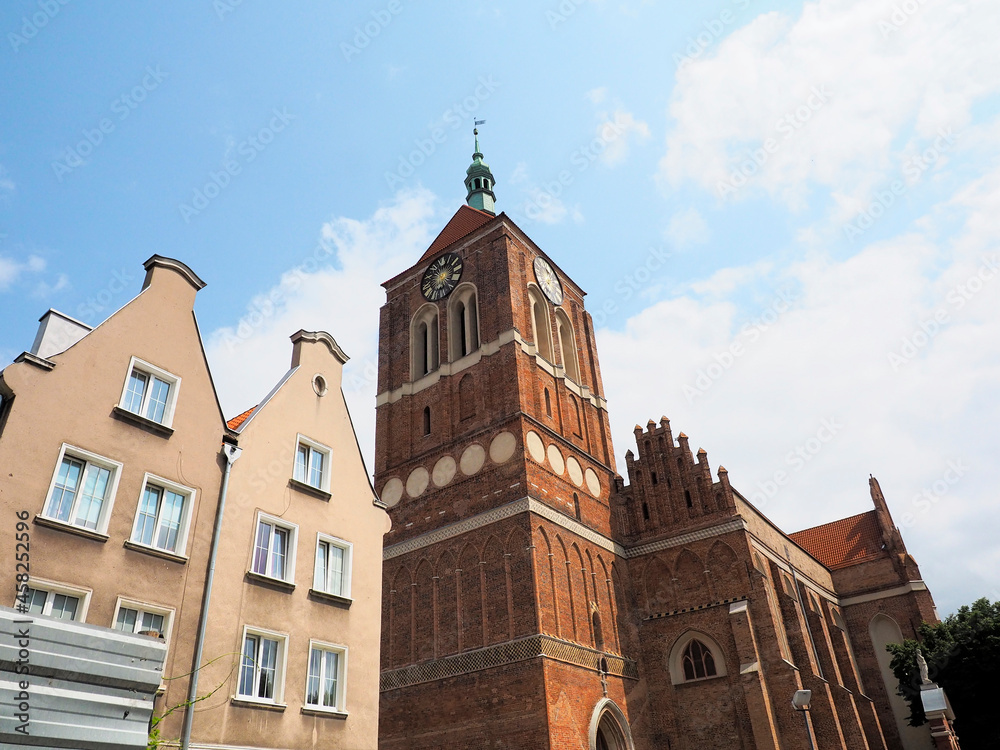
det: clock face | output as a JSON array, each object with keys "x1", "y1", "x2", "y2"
[
  {"x1": 421, "y1": 252, "x2": 463, "y2": 301},
  {"x1": 533, "y1": 256, "x2": 564, "y2": 305}
]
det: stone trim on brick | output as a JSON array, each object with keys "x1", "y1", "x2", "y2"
[
  {"x1": 379, "y1": 633, "x2": 638, "y2": 692},
  {"x1": 375, "y1": 328, "x2": 609, "y2": 411},
  {"x1": 385, "y1": 497, "x2": 755, "y2": 563}
]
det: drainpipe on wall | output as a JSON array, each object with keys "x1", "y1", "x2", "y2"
[{"x1": 181, "y1": 442, "x2": 242, "y2": 749}]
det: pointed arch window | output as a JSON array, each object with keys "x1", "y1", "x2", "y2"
[
  {"x1": 682, "y1": 639, "x2": 717, "y2": 680},
  {"x1": 411, "y1": 306, "x2": 440, "y2": 379},
  {"x1": 528, "y1": 286, "x2": 553, "y2": 362},
  {"x1": 448, "y1": 285, "x2": 480, "y2": 361},
  {"x1": 555, "y1": 309, "x2": 580, "y2": 383},
  {"x1": 668, "y1": 632, "x2": 727, "y2": 684}
]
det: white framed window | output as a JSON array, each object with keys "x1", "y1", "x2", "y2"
[
  {"x1": 129, "y1": 474, "x2": 196, "y2": 556},
  {"x1": 313, "y1": 533, "x2": 352, "y2": 599},
  {"x1": 251, "y1": 512, "x2": 298, "y2": 583},
  {"x1": 112, "y1": 598, "x2": 174, "y2": 640},
  {"x1": 237, "y1": 626, "x2": 288, "y2": 704},
  {"x1": 16, "y1": 579, "x2": 91, "y2": 622},
  {"x1": 119, "y1": 356, "x2": 181, "y2": 427},
  {"x1": 293, "y1": 434, "x2": 331, "y2": 492},
  {"x1": 305, "y1": 640, "x2": 348, "y2": 713},
  {"x1": 42, "y1": 444, "x2": 122, "y2": 534}
]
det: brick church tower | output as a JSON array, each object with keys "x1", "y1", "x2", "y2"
[
  {"x1": 376, "y1": 133, "x2": 944, "y2": 750},
  {"x1": 375, "y1": 131, "x2": 636, "y2": 748}
]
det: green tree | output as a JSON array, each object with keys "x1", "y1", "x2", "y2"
[{"x1": 888, "y1": 597, "x2": 1000, "y2": 749}]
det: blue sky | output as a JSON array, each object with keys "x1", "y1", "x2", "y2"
[{"x1": 1, "y1": 0, "x2": 998, "y2": 615}]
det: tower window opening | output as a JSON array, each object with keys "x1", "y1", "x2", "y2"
[
  {"x1": 685, "y1": 490, "x2": 693, "y2": 508},
  {"x1": 682, "y1": 639, "x2": 717, "y2": 680},
  {"x1": 573, "y1": 493, "x2": 581, "y2": 520},
  {"x1": 448, "y1": 287, "x2": 480, "y2": 362},
  {"x1": 457, "y1": 301, "x2": 468, "y2": 357},
  {"x1": 544, "y1": 388, "x2": 552, "y2": 416},
  {"x1": 651, "y1": 472, "x2": 658, "y2": 485},
  {"x1": 412, "y1": 307, "x2": 439, "y2": 379},
  {"x1": 642, "y1": 502, "x2": 649, "y2": 521},
  {"x1": 528, "y1": 287, "x2": 553, "y2": 361},
  {"x1": 422, "y1": 406, "x2": 431, "y2": 436},
  {"x1": 555, "y1": 310, "x2": 580, "y2": 383}
]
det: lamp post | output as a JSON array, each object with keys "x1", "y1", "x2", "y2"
[{"x1": 792, "y1": 689, "x2": 817, "y2": 750}]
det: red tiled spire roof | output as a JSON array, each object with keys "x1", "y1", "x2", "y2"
[
  {"x1": 790, "y1": 510, "x2": 885, "y2": 570},
  {"x1": 227, "y1": 405, "x2": 256, "y2": 431},
  {"x1": 418, "y1": 205, "x2": 496, "y2": 263}
]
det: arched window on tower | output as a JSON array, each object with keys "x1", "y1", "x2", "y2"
[
  {"x1": 668, "y1": 632, "x2": 727, "y2": 685},
  {"x1": 422, "y1": 406, "x2": 431, "y2": 436},
  {"x1": 411, "y1": 305, "x2": 439, "y2": 379},
  {"x1": 448, "y1": 285, "x2": 480, "y2": 361},
  {"x1": 555, "y1": 309, "x2": 580, "y2": 383},
  {"x1": 544, "y1": 388, "x2": 552, "y2": 417},
  {"x1": 528, "y1": 286, "x2": 553, "y2": 362},
  {"x1": 682, "y1": 639, "x2": 717, "y2": 680}
]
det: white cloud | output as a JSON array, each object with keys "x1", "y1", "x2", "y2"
[
  {"x1": 599, "y1": 164, "x2": 1000, "y2": 613},
  {"x1": 0, "y1": 254, "x2": 46, "y2": 292},
  {"x1": 664, "y1": 206, "x2": 710, "y2": 247},
  {"x1": 33, "y1": 273, "x2": 70, "y2": 298},
  {"x1": 659, "y1": 0, "x2": 1000, "y2": 210},
  {"x1": 206, "y1": 188, "x2": 440, "y2": 472},
  {"x1": 597, "y1": 109, "x2": 650, "y2": 167},
  {"x1": 586, "y1": 87, "x2": 608, "y2": 105}
]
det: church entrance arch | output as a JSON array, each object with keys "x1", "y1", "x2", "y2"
[{"x1": 588, "y1": 699, "x2": 635, "y2": 750}]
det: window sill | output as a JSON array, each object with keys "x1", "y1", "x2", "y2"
[
  {"x1": 301, "y1": 706, "x2": 348, "y2": 720},
  {"x1": 33, "y1": 515, "x2": 109, "y2": 543},
  {"x1": 112, "y1": 406, "x2": 174, "y2": 438},
  {"x1": 231, "y1": 697, "x2": 286, "y2": 712},
  {"x1": 123, "y1": 540, "x2": 188, "y2": 564},
  {"x1": 308, "y1": 588, "x2": 352, "y2": 608},
  {"x1": 672, "y1": 673, "x2": 728, "y2": 687},
  {"x1": 288, "y1": 478, "x2": 331, "y2": 501},
  {"x1": 246, "y1": 570, "x2": 296, "y2": 592}
]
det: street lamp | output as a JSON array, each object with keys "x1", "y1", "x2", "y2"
[{"x1": 791, "y1": 690, "x2": 817, "y2": 750}]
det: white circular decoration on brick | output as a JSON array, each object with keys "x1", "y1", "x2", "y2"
[
  {"x1": 406, "y1": 467, "x2": 429, "y2": 498},
  {"x1": 489, "y1": 431, "x2": 517, "y2": 464},
  {"x1": 526, "y1": 431, "x2": 545, "y2": 463},
  {"x1": 460, "y1": 444, "x2": 486, "y2": 476},
  {"x1": 381, "y1": 477, "x2": 403, "y2": 507},
  {"x1": 566, "y1": 456, "x2": 584, "y2": 487},
  {"x1": 547, "y1": 444, "x2": 565, "y2": 475},
  {"x1": 585, "y1": 467, "x2": 601, "y2": 497},
  {"x1": 432, "y1": 455, "x2": 457, "y2": 487}
]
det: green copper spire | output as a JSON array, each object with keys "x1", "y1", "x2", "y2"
[{"x1": 465, "y1": 126, "x2": 496, "y2": 215}]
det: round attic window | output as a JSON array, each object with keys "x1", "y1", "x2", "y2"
[{"x1": 312, "y1": 374, "x2": 328, "y2": 397}]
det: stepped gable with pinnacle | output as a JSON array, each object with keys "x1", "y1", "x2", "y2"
[{"x1": 375, "y1": 131, "x2": 946, "y2": 750}]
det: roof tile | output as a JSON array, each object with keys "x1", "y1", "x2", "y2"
[
  {"x1": 418, "y1": 205, "x2": 495, "y2": 263},
  {"x1": 226, "y1": 405, "x2": 256, "y2": 431},
  {"x1": 790, "y1": 511, "x2": 885, "y2": 570}
]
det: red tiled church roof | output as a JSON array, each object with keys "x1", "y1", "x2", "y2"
[
  {"x1": 418, "y1": 205, "x2": 496, "y2": 263},
  {"x1": 227, "y1": 405, "x2": 256, "y2": 431},
  {"x1": 790, "y1": 510, "x2": 885, "y2": 570}
]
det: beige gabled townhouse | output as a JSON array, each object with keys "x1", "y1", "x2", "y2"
[
  {"x1": 0, "y1": 256, "x2": 226, "y2": 734},
  {"x1": 186, "y1": 329, "x2": 389, "y2": 749},
  {"x1": 0, "y1": 255, "x2": 388, "y2": 750}
]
